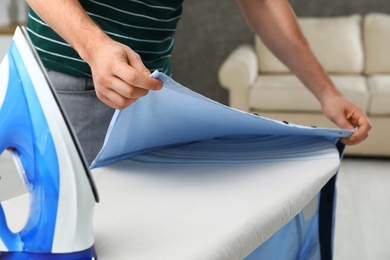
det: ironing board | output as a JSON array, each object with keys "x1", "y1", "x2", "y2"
[
  {"x1": 0, "y1": 28, "x2": 351, "y2": 260},
  {"x1": 91, "y1": 154, "x2": 340, "y2": 259},
  {"x1": 3, "y1": 143, "x2": 342, "y2": 260},
  {"x1": 85, "y1": 71, "x2": 350, "y2": 259}
]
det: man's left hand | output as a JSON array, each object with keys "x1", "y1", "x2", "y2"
[{"x1": 321, "y1": 95, "x2": 372, "y2": 145}]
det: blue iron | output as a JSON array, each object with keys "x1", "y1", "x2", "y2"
[{"x1": 0, "y1": 27, "x2": 98, "y2": 259}]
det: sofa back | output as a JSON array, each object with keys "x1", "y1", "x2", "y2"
[
  {"x1": 364, "y1": 13, "x2": 390, "y2": 74},
  {"x1": 255, "y1": 13, "x2": 390, "y2": 75}
]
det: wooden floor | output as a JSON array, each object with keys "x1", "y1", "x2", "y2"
[{"x1": 0, "y1": 152, "x2": 389, "y2": 259}]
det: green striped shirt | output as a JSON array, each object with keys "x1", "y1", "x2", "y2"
[{"x1": 27, "y1": 0, "x2": 184, "y2": 77}]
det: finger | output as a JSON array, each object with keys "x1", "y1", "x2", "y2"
[
  {"x1": 352, "y1": 120, "x2": 371, "y2": 142},
  {"x1": 127, "y1": 52, "x2": 154, "y2": 77},
  {"x1": 121, "y1": 50, "x2": 163, "y2": 89},
  {"x1": 110, "y1": 77, "x2": 149, "y2": 99},
  {"x1": 340, "y1": 133, "x2": 368, "y2": 145},
  {"x1": 353, "y1": 110, "x2": 372, "y2": 132},
  {"x1": 345, "y1": 111, "x2": 372, "y2": 144},
  {"x1": 331, "y1": 113, "x2": 355, "y2": 131},
  {"x1": 97, "y1": 89, "x2": 138, "y2": 110},
  {"x1": 116, "y1": 65, "x2": 162, "y2": 91},
  {"x1": 125, "y1": 49, "x2": 149, "y2": 72}
]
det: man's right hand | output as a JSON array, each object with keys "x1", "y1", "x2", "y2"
[
  {"x1": 27, "y1": 0, "x2": 163, "y2": 110},
  {"x1": 87, "y1": 39, "x2": 163, "y2": 110}
]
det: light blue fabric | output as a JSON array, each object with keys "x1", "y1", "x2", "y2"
[
  {"x1": 91, "y1": 71, "x2": 352, "y2": 168},
  {"x1": 90, "y1": 71, "x2": 351, "y2": 259}
]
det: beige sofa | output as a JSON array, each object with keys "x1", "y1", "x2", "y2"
[{"x1": 218, "y1": 13, "x2": 390, "y2": 157}]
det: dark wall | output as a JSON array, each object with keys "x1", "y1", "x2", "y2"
[
  {"x1": 290, "y1": 0, "x2": 390, "y2": 17},
  {"x1": 171, "y1": 0, "x2": 251, "y2": 105},
  {"x1": 170, "y1": 0, "x2": 390, "y2": 105}
]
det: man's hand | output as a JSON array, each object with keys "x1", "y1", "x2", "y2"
[
  {"x1": 236, "y1": 0, "x2": 372, "y2": 145},
  {"x1": 321, "y1": 95, "x2": 372, "y2": 145},
  {"x1": 27, "y1": 0, "x2": 162, "y2": 110},
  {"x1": 88, "y1": 39, "x2": 163, "y2": 110}
]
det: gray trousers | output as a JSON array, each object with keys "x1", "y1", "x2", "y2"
[{"x1": 47, "y1": 70, "x2": 115, "y2": 165}]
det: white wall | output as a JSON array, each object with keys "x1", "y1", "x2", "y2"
[
  {"x1": 0, "y1": 0, "x2": 28, "y2": 59},
  {"x1": 0, "y1": 0, "x2": 29, "y2": 26},
  {"x1": 0, "y1": 36, "x2": 13, "y2": 59}
]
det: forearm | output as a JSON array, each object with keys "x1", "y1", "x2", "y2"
[
  {"x1": 236, "y1": 0, "x2": 341, "y2": 103},
  {"x1": 27, "y1": 0, "x2": 111, "y2": 64}
]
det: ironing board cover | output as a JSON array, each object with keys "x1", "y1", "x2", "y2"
[
  {"x1": 90, "y1": 71, "x2": 352, "y2": 259},
  {"x1": 91, "y1": 71, "x2": 351, "y2": 168}
]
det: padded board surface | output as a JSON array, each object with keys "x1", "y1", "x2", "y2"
[{"x1": 91, "y1": 153, "x2": 339, "y2": 259}]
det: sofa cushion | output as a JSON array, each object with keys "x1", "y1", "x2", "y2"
[
  {"x1": 364, "y1": 13, "x2": 390, "y2": 74},
  {"x1": 249, "y1": 75, "x2": 369, "y2": 112},
  {"x1": 255, "y1": 15, "x2": 364, "y2": 74},
  {"x1": 367, "y1": 75, "x2": 390, "y2": 115}
]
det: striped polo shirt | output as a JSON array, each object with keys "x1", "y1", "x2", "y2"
[{"x1": 26, "y1": 0, "x2": 184, "y2": 77}]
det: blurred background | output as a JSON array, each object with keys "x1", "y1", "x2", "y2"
[
  {"x1": 171, "y1": 0, "x2": 390, "y2": 104},
  {"x1": 0, "y1": 0, "x2": 28, "y2": 57},
  {"x1": 0, "y1": 0, "x2": 28, "y2": 27},
  {"x1": 2, "y1": 0, "x2": 390, "y2": 103}
]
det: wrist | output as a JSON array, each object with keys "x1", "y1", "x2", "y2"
[
  {"x1": 76, "y1": 29, "x2": 112, "y2": 65},
  {"x1": 320, "y1": 90, "x2": 341, "y2": 101},
  {"x1": 315, "y1": 83, "x2": 342, "y2": 105}
]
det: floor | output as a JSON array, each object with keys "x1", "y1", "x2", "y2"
[
  {"x1": 0, "y1": 151, "x2": 389, "y2": 259},
  {"x1": 334, "y1": 156, "x2": 390, "y2": 260}
]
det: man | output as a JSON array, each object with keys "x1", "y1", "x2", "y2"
[{"x1": 26, "y1": 0, "x2": 371, "y2": 164}]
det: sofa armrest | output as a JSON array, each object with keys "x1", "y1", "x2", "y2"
[
  {"x1": 218, "y1": 44, "x2": 258, "y2": 90},
  {"x1": 218, "y1": 44, "x2": 258, "y2": 111}
]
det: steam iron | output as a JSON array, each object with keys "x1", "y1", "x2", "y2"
[{"x1": 0, "y1": 27, "x2": 98, "y2": 259}]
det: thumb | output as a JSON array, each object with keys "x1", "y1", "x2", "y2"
[
  {"x1": 332, "y1": 115, "x2": 355, "y2": 131},
  {"x1": 125, "y1": 48, "x2": 151, "y2": 76},
  {"x1": 321, "y1": 96, "x2": 355, "y2": 130}
]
